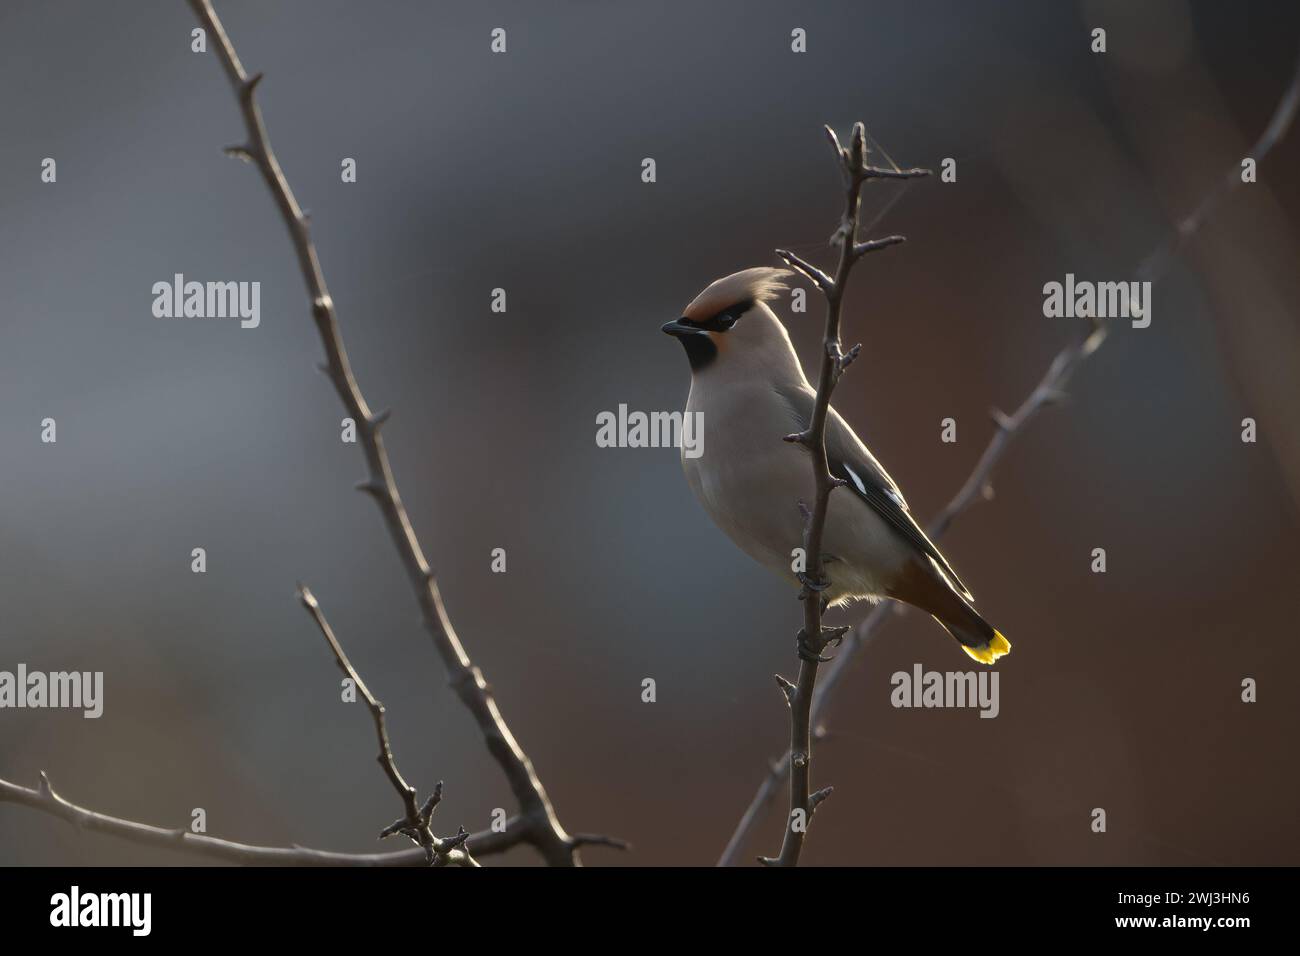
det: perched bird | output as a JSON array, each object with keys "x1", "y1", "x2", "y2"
[{"x1": 662, "y1": 267, "x2": 1010, "y2": 664}]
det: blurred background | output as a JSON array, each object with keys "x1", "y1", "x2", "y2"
[{"x1": 1, "y1": 0, "x2": 1297, "y2": 866}]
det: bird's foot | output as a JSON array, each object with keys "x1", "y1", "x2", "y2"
[
  {"x1": 796, "y1": 571, "x2": 831, "y2": 594},
  {"x1": 822, "y1": 624, "x2": 850, "y2": 649},
  {"x1": 796, "y1": 625, "x2": 852, "y2": 664},
  {"x1": 796, "y1": 629, "x2": 833, "y2": 663}
]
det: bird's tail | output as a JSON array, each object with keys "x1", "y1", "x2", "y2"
[
  {"x1": 887, "y1": 557, "x2": 1011, "y2": 665},
  {"x1": 932, "y1": 607, "x2": 1011, "y2": 665}
]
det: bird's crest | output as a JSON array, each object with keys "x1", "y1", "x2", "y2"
[{"x1": 683, "y1": 267, "x2": 793, "y2": 322}]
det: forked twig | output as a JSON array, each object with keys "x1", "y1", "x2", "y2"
[{"x1": 297, "y1": 584, "x2": 475, "y2": 866}]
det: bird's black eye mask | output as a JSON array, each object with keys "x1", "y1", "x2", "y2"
[
  {"x1": 664, "y1": 299, "x2": 752, "y2": 371},
  {"x1": 678, "y1": 299, "x2": 752, "y2": 333}
]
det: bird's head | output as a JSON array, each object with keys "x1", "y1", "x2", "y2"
[{"x1": 662, "y1": 267, "x2": 801, "y2": 378}]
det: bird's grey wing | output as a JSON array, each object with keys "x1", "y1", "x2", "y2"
[{"x1": 774, "y1": 382, "x2": 973, "y2": 600}]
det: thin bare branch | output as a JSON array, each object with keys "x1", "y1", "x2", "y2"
[
  {"x1": 0, "y1": 773, "x2": 535, "y2": 866},
  {"x1": 861, "y1": 165, "x2": 931, "y2": 181},
  {"x1": 570, "y1": 832, "x2": 634, "y2": 850},
  {"x1": 718, "y1": 53, "x2": 1300, "y2": 866},
  {"x1": 767, "y1": 122, "x2": 931, "y2": 867},
  {"x1": 851, "y1": 235, "x2": 907, "y2": 259},
  {"x1": 1139, "y1": 47, "x2": 1300, "y2": 283},
  {"x1": 297, "y1": 584, "x2": 474, "y2": 866},
  {"x1": 185, "y1": 0, "x2": 619, "y2": 865},
  {"x1": 775, "y1": 249, "x2": 833, "y2": 293}
]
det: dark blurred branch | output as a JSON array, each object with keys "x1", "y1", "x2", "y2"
[
  {"x1": 762, "y1": 124, "x2": 928, "y2": 868},
  {"x1": 184, "y1": 0, "x2": 618, "y2": 865},
  {"x1": 297, "y1": 584, "x2": 474, "y2": 866},
  {"x1": 719, "y1": 54, "x2": 1300, "y2": 867},
  {"x1": 1138, "y1": 46, "x2": 1300, "y2": 285}
]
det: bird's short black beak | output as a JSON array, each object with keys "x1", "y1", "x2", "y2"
[
  {"x1": 663, "y1": 316, "x2": 718, "y2": 371},
  {"x1": 661, "y1": 318, "x2": 700, "y2": 338}
]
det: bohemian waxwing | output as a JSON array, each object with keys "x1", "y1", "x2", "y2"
[{"x1": 662, "y1": 267, "x2": 1010, "y2": 664}]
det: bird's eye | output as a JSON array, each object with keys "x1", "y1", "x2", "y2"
[
  {"x1": 695, "y1": 302, "x2": 747, "y2": 333},
  {"x1": 713, "y1": 306, "x2": 747, "y2": 331}
]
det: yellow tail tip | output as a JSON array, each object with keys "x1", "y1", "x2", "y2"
[{"x1": 962, "y1": 630, "x2": 1011, "y2": 665}]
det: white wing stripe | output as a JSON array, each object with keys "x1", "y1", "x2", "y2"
[{"x1": 843, "y1": 463, "x2": 868, "y2": 496}]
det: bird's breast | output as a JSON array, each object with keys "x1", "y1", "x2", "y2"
[
  {"x1": 681, "y1": 383, "x2": 814, "y2": 576},
  {"x1": 679, "y1": 380, "x2": 910, "y2": 604}
]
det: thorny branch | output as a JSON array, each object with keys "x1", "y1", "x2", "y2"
[
  {"x1": 762, "y1": 124, "x2": 929, "y2": 867},
  {"x1": 1, "y1": 569, "x2": 621, "y2": 865},
  {"x1": 0, "y1": 587, "x2": 482, "y2": 867},
  {"x1": 0, "y1": 772, "x2": 529, "y2": 866},
  {"x1": 0, "y1": 769, "x2": 631, "y2": 865},
  {"x1": 182, "y1": 0, "x2": 620, "y2": 864},
  {"x1": 296, "y1": 584, "x2": 474, "y2": 866},
  {"x1": 719, "y1": 51, "x2": 1300, "y2": 867}
]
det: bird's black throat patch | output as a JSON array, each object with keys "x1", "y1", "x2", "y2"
[
  {"x1": 677, "y1": 332, "x2": 718, "y2": 370},
  {"x1": 673, "y1": 298, "x2": 752, "y2": 370}
]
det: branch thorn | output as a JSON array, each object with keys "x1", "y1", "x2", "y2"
[
  {"x1": 354, "y1": 480, "x2": 384, "y2": 498},
  {"x1": 851, "y1": 235, "x2": 907, "y2": 258},
  {"x1": 774, "y1": 674, "x2": 797, "y2": 706},
  {"x1": 774, "y1": 249, "x2": 833, "y2": 293},
  {"x1": 838, "y1": 343, "x2": 862, "y2": 372}
]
